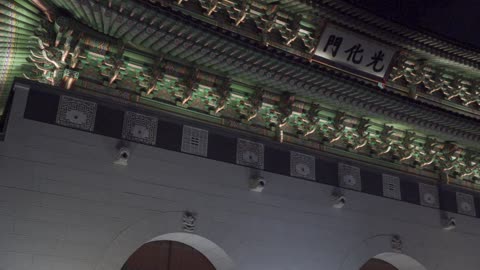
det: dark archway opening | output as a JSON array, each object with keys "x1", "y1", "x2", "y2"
[
  {"x1": 360, "y1": 258, "x2": 399, "y2": 270},
  {"x1": 122, "y1": 240, "x2": 216, "y2": 270}
]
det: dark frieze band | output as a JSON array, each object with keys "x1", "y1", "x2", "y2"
[{"x1": 15, "y1": 83, "x2": 480, "y2": 219}]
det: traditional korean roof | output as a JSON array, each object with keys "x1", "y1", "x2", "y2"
[
  {"x1": 318, "y1": 0, "x2": 480, "y2": 68},
  {"x1": 0, "y1": 0, "x2": 43, "y2": 113},
  {"x1": 35, "y1": 0, "x2": 480, "y2": 141},
  {"x1": 139, "y1": 0, "x2": 480, "y2": 118},
  {"x1": 2, "y1": 0, "x2": 480, "y2": 190}
]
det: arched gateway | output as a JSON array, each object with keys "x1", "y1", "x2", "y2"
[
  {"x1": 360, "y1": 253, "x2": 427, "y2": 270},
  {"x1": 122, "y1": 240, "x2": 215, "y2": 270},
  {"x1": 360, "y1": 258, "x2": 398, "y2": 270}
]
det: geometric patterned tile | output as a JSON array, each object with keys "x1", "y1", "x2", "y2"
[
  {"x1": 290, "y1": 151, "x2": 315, "y2": 180},
  {"x1": 382, "y1": 174, "x2": 401, "y2": 200},
  {"x1": 56, "y1": 95, "x2": 97, "y2": 131},
  {"x1": 181, "y1": 125, "x2": 208, "y2": 157},
  {"x1": 456, "y1": 192, "x2": 476, "y2": 216},
  {"x1": 419, "y1": 183, "x2": 439, "y2": 208},
  {"x1": 338, "y1": 163, "x2": 361, "y2": 191},
  {"x1": 122, "y1": 111, "x2": 158, "y2": 145},
  {"x1": 236, "y1": 139, "x2": 264, "y2": 169}
]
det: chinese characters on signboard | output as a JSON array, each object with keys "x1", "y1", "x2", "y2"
[{"x1": 313, "y1": 24, "x2": 396, "y2": 79}]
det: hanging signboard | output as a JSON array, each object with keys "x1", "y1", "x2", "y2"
[{"x1": 312, "y1": 24, "x2": 397, "y2": 80}]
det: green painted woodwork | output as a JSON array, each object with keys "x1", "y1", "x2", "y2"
[
  {"x1": 1, "y1": 0, "x2": 480, "y2": 190},
  {"x1": 0, "y1": 0, "x2": 42, "y2": 111}
]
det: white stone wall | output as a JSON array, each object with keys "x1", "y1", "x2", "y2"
[{"x1": 1, "y1": 87, "x2": 480, "y2": 270}]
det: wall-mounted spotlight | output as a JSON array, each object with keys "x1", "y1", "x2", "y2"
[
  {"x1": 443, "y1": 216, "x2": 456, "y2": 231},
  {"x1": 249, "y1": 176, "x2": 266, "y2": 192},
  {"x1": 332, "y1": 194, "x2": 346, "y2": 209},
  {"x1": 114, "y1": 145, "x2": 130, "y2": 166}
]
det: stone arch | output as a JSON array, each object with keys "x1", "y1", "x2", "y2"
[
  {"x1": 360, "y1": 258, "x2": 397, "y2": 270},
  {"x1": 95, "y1": 212, "x2": 235, "y2": 270},
  {"x1": 338, "y1": 234, "x2": 426, "y2": 270},
  {"x1": 121, "y1": 240, "x2": 215, "y2": 270},
  {"x1": 371, "y1": 253, "x2": 427, "y2": 270},
  {"x1": 147, "y1": 233, "x2": 234, "y2": 270}
]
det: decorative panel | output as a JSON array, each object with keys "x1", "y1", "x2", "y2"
[
  {"x1": 456, "y1": 192, "x2": 476, "y2": 216},
  {"x1": 339, "y1": 163, "x2": 362, "y2": 191},
  {"x1": 56, "y1": 95, "x2": 97, "y2": 131},
  {"x1": 419, "y1": 183, "x2": 439, "y2": 208},
  {"x1": 122, "y1": 111, "x2": 158, "y2": 145},
  {"x1": 382, "y1": 174, "x2": 401, "y2": 200},
  {"x1": 236, "y1": 139, "x2": 264, "y2": 169},
  {"x1": 290, "y1": 151, "x2": 316, "y2": 180},
  {"x1": 181, "y1": 125, "x2": 208, "y2": 157},
  {"x1": 23, "y1": 89, "x2": 480, "y2": 219}
]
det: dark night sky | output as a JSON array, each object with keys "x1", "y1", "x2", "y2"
[{"x1": 347, "y1": 0, "x2": 480, "y2": 49}]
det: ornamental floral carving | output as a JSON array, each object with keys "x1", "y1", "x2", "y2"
[
  {"x1": 21, "y1": 11, "x2": 480, "y2": 189},
  {"x1": 238, "y1": 88, "x2": 264, "y2": 122},
  {"x1": 372, "y1": 124, "x2": 395, "y2": 156},
  {"x1": 325, "y1": 111, "x2": 347, "y2": 143},
  {"x1": 395, "y1": 131, "x2": 417, "y2": 163},
  {"x1": 349, "y1": 118, "x2": 370, "y2": 151},
  {"x1": 389, "y1": 55, "x2": 480, "y2": 108}
]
